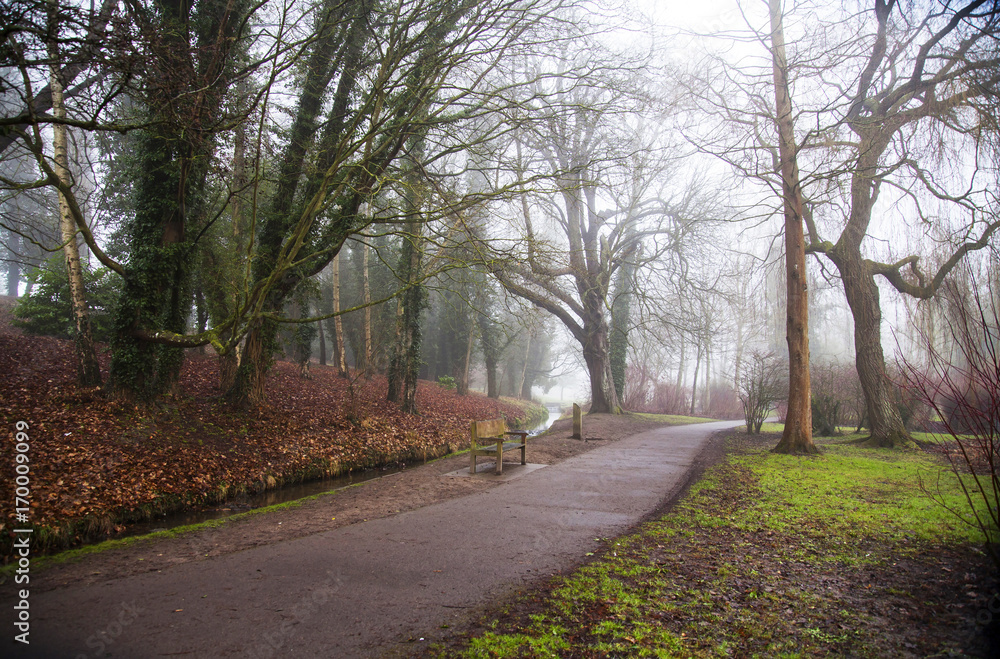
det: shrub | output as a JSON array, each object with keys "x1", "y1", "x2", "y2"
[
  {"x1": 901, "y1": 277, "x2": 1000, "y2": 569},
  {"x1": 739, "y1": 351, "x2": 783, "y2": 434},
  {"x1": 810, "y1": 361, "x2": 861, "y2": 436},
  {"x1": 12, "y1": 258, "x2": 118, "y2": 342}
]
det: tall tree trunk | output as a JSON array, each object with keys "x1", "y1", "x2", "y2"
[
  {"x1": 361, "y1": 240, "x2": 372, "y2": 375},
  {"x1": 703, "y1": 344, "x2": 712, "y2": 413},
  {"x1": 215, "y1": 84, "x2": 249, "y2": 388},
  {"x1": 109, "y1": 0, "x2": 239, "y2": 402},
  {"x1": 583, "y1": 316, "x2": 619, "y2": 414},
  {"x1": 318, "y1": 317, "x2": 327, "y2": 366},
  {"x1": 835, "y1": 253, "x2": 913, "y2": 447},
  {"x1": 515, "y1": 332, "x2": 531, "y2": 399},
  {"x1": 675, "y1": 339, "x2": 686, "y2": 413},
  {"x1": 485, "y1": 354, "x2": 499, "y2": 398},
  {"x1": 455, "y1": 320, "x2": 474, "y2": 396},
  {"x1": 690, "y1": 340, "x2": 702, "y2": 417},
  {"x1": 48, "y1": 9, "x2": 101, "y2": 387},
  {"x1": 610, "y1": 241, "x2": 636, "y2": 404},
  {"x1": 5, "y1": 233, "x2": 20, "y2": 296},
  {"x1": 387, "y1": 133, "x2": 427, "y2": 414},
  {"x1": 769, "y1": 0, "x2": 816, "y2": 454},
  {"x1": 332, "y1": 252, "x2": 348, "y2": 377},
  {"x1": 228, "y1": 317, "x2": 274, "y2": 406},
  {"x1": 479, "y1": 314, "x2": 501, "y2": 399},
  {"x1": 824, "y1": 104, "x2": 914, "y2": 449},
  {"x1": 519, "y1": 331, "x2": 535, "y2": 400},
  {"x1": 386, "y1": 221, "x2": 424, "y2": 413},
  {"x1": 733, "y1": 310, "x2": 745, "y2": 393},
  {"x1": 224, "y1": 1, "x2": 361, "y2": 407}
]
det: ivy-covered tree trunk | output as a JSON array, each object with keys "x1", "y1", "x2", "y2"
[
  {"x1": 109, "y1": 76, "x2": 211, "y2": 400},
  {"x1": 109, "y1": 110, "x2": 196, "y2": 400},
  {"x1": 226, "y1": 315, "x2": 277, "y2": 407},
  {"x1": 223, "y1": 0, "x2": 368, "y2": 407},
  {"x1": 582, "y1": 309, "x2": 620, "y2": 414},
  {"x1": 386, "y1": 222, "x2": 426, "y2": 414},
  {"x1": 108, "y1": 0, "x2": 242, "y2": 403},
  {"x1": 387, "y1": 126, "x2": 428, "y2": 413}
]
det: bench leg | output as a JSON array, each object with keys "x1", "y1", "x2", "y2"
[
  {"x1": 521, "y1": 444, "x2": 526, "y2": 465},
  {"x1": 496, "y1": 442, "x2": 503, "y2": 475}
]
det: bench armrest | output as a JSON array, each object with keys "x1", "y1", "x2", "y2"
[{"x1": 505, "y1": 430, "x2": 528, "y2": 439}]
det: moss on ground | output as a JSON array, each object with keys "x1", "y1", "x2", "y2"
[{"x1": 428, "y1": 429, "x2": 994, "y2": 658}]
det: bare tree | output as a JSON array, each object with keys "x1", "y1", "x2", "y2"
[
  {"x1": 684, "y1": 0, "x2": 1000, "y2": 449},
  {"x1": 739, "y1": 350, "x2": 783, "y2": 434},
  {"x1": 902, "y1": 269, "x2": 1000, "y2": 569},
  {"x1": 801, "y1": 0, "x2": 1000, "y2": 448},
  {"x1": 478, "y1": 30, "x2": 719, "y2": 413}
]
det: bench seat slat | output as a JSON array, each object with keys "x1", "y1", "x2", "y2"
[{"x1": 473, "y1": 440, "x2": 526, "y2": 453}]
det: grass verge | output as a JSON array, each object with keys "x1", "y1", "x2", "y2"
[
  {"x1": 425, "y1": 429, "x2": 996, "y2": 658},
  {"x1": 630, "y1": 413, "x2": 717, "y2": 425}
]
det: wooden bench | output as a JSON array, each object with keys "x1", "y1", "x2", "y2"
[{"x1": 469, "y1": 418, "x2": 528, "y2": 475}]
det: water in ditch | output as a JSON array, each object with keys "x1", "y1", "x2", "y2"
[{"x1": 116, "y1": 403, "x2": 563, "y2": 539}]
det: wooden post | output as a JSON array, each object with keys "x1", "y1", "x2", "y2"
[{"x1": 572, "y1": 403, "x2": 583, "y2": 440}]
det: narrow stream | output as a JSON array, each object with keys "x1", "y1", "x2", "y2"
[
  {"x1": 530, "y1": 402, "x2": 563, "y2": 435},
  {"x1": 117, "y1": 465, "x2": 405, "y2": 540},
  {"x1": 115, "y1": 403, "x2": 564, "y2": 540}
]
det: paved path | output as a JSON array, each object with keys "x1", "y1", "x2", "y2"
[{"x1": 7, "y1": 420, "x2": 740, "y2": 658}]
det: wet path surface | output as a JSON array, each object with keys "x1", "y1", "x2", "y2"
[{"x1": 6, "y1": 420, "x2": 741, "y2": 658}]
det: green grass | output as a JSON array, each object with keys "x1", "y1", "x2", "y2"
[
  {"x1": 629, "y1": 412, "x2": 716, "y2": 425},
  {"x1": 434, "y1": 428, "x2": 990, "y2": 658},
  {"x1": 719, "y1": 439, "x2": 981, "y2": 552}
]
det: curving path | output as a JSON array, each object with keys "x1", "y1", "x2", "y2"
[{"x1": 6, "y1": 419, "x2": 741, "y2": 658}]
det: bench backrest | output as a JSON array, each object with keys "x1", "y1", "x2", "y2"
[{"x1": 471, "y1": 418, "x2": 506, "y2": 446}]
